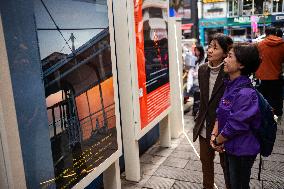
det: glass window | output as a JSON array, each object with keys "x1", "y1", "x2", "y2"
[
  {"x1": 228, "y1": 0, "x2": 239, "y2": 17},
  {"x1": 254, "y1": 0, "x2": 264, "y2": 14},
  {"x1": 272, "y1": 0, "x2": 283, "y2": 12},
  {"x1": 149, "y1": 7, "x2": 163, "y2": 18},
  {"x1": 263, "y1": 0, "x2": 273, "y2": 14},
  {"x1": 243, "y1": 0, "x2": 253, "y2": 16}
]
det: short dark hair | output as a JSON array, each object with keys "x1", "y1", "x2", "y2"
[
  {"x1": 265, "y1": 26, "x2": 277, "y2": 36},
  {"x1": 276, "y1": 28, "x2": 283, "y2": 38},
  {"x1": 233, "y1": 43, "x2": 261, "y2": 76},
  {"x1": 210, "y1": 33, "x2": 233, "y2": 54}
]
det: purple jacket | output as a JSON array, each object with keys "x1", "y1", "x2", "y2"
[{"x1": 217, "y1": 76, "x2": 261, "y2": 156}]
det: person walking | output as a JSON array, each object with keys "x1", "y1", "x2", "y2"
[
  {"x1": 255, "y1": 26, "x2": 284, "y2": 124},
  {"x1": 211, "y1": 43, "x2": 261, "y2": 189},
  {"x1": 193, "y1": 33, "x2": 233, "y2": 189}
]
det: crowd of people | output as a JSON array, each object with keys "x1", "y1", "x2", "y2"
[{"x1": 183, "y1": 27, "x2": 284, "y2": 189}]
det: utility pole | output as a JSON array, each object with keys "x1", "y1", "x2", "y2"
[{"x1": 70, "y1": 33, "x2": 76, "y2": 52}]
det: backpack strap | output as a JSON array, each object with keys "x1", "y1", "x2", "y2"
[{"x1": 258, "y1": 155, "x2": 262, "y2": 181}]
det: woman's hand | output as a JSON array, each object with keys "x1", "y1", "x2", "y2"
[
  {"x1": 210, "y1": 140, "x2": 224, "y2": 153},
  {"x1": 210, "y1": 133, "x2": 216, "y2": 142},
  {"x1": 210, "y1": 120, "x2": 225, "y2": 152}
]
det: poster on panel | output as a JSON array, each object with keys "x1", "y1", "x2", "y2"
[
  {"x1": 169, "y1": 0, "x2": 192, "y2": 19},
  {"x1": 134, "y1": 0, "x2": 171, "y2": 129},
  {"x1": 33, "y1": 0, "x2": 120, "y2": 188}
]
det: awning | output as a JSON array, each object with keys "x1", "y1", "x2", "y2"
[{"x1": 181, "y1": 23, "x2": 193, "y2": 30}]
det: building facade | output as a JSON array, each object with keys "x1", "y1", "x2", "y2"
[{"x1": 199, "y1": 0, "x2": 284, "y2": 46}]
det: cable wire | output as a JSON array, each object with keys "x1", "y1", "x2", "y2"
[
  {"x1": 40, "y1": 0, "x2": 74, "y2": 54},
  {"x1": 37, "y1": 27, "x2": 107, "y2": 31}
]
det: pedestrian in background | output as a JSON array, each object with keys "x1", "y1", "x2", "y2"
[
  {"x1": 255, "y1": 26, "x2": 284, "y2": 124},
  {"x1": 186, "y1": 44, "x2": 205, "y2": 95},
  {"x1": 183, "y1": 45, "x2": 197, "y2": 103},
  {"x1": 193, "y1": 33, "x2": 233, "y2": 189},
  {"x1": 211, "y1": 43, "x2": 261, "y2": 189},
  {"x1": 191, "y1": 44, "x2": 205, "y2": 116}
]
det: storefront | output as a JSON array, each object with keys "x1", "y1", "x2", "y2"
[
  {"x1": 227, "y1": 15, "x2": 272, "y2": 41},
  {"x1": 169, "y1": 0, "x2": 199, "y2": 40},
  {"x1": 199, "y1": 18, "x2": 228, "y2": 46},
  {"x1": 271, "y1": 14, "x2": 284, "y2": 31}
]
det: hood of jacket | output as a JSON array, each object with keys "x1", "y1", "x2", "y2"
[{"x1": 262, "y1": 35, "x2": 284, "y2": 47}]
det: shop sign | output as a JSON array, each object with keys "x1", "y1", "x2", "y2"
[
  {"x1": 272, "y1": 14, "x2": 284, "y2": 22},
  {"x1": 181, "y1": 23, "x2": 193, "y2": 30},
  {"x1": 203, "y1": 2, "x2": 226, "y2": 18},
  {"x1": 233, "y1": 16, "x2": 250, "y2": 24},
  {"x1": 258, "y1": 15, "x2": 272, "y2": 23},
  {"x1": 228, "y1": 16, "x2": 271, "y2": 26},
  {"x1": 203, "y1": 0, "x2": 224, "y2": 3},
  {"x1": 199, "y1": 19, "x2": 227, "y2": 27}
]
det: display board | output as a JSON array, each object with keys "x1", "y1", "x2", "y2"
[
  {"x1": 33, "y1": 0, "x2": 121, "y2": 188},
  {"x1": 134, "y1": 0, "x2": 171, "y2": 130}
]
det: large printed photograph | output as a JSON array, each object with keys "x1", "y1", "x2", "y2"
[
  {"x1": 34, "y1": 0, "x2": 118, "y2": 188},
  {"x1": 142, "y1": 0, "x2": 169, "y2": 93}
]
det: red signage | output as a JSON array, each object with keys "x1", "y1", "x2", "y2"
[
  {"x1": 134, "y1": 0, "x2": 170, "y2": 129},
  {"x1": 181, "y1": 23, "x2": 193, "y2": 30}
]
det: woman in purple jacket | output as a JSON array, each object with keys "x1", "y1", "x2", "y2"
[{"x1": 210, "y1": 43, "x2": 261, "y2": 189}]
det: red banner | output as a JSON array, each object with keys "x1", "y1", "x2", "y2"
[{"x1": 134, "y1": 0, "x2": 170, "y2": 129}]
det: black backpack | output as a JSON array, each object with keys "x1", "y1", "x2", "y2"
[
  {"x1": 240, "y1": 85, "x2": 277, "y2": 182},
  {"x1": 253, "y1": 90, "x2": 277, "y2": 157},
  {"x1": 248, "y1": 87, "x2": 277, "y2": 183}
]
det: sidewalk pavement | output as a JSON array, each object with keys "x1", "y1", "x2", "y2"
[{"x1": 121, "y1": 108, "x2": 284, "y2": 189}]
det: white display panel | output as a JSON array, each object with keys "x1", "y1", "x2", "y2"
[
  {"x1": 33, "y1": 0, "x2": 122, "y2": 188},
  {"x1": 113, "y1": 0, "x2": 183, "y2": 182},
  {"x1": 132, "y1": 0, "x2": 171, "y2": 140}
]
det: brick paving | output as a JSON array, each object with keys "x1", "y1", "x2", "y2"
[{"x1": 121, "y1": 109, "x2": 284, "y2": 189}]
